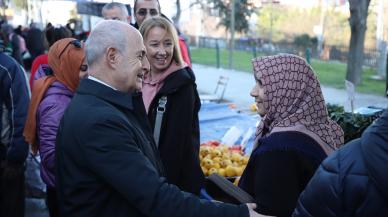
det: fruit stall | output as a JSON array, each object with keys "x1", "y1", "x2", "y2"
[
  {"x1": 199, "y1": 141, "x2": 248, "y2": 185},
  {"x1": 198, "y1": 102, "x2": 258, "y2": 184}
]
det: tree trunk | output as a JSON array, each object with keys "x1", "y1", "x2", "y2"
[
  {"x1": 377, "y1": 41, "x2": 387, "y2": 79},
  {"x1": 172, "y1": 0, "x2": 181, "y2": 24},
  {"x1": 346, "y1": 0, "x2": 370, "y2": 85},
  {"x1": 376, "y1": 0, "x2": 386, "y2": 78}
]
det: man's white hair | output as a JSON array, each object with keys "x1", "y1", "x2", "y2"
[
  {"x1": 85, "y1": 20, "x2": 128, "y2": 67},
  {"x1": 102, "y1": 2, "x2": 129, "y2": 17}
]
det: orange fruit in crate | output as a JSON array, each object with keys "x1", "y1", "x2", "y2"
[
  {"x1": 235, "y1": 167, "x2": 244, "y2": 176},
  {"x1": 220, "y1": 159, "x2": 232, "y2": 168},
  {"x1": 225, "y1": 165, "x2": 237, "y2": 177},
  {"x1": 231, "y1": 153, "x2": 242, "y2": 163},
  {"x1": 200, "y1": 146, "x2": 211, "y2": 157},
  {"x1": 218, "y1": 145, "x2": 229, "y2": 154},
  {"x1": 201, "y1": 167, "x2": 208, "y2": 176},
  {"x1": 212, "y1": 157, "x2": 221, "y2": 163},
  {"x1": 242, "y1": 156, "x2": 249, "y2": 164},
  {"x1": 211, "y1": 149, "x2": 222, "y2": 158},
  {"x1": 208, "y1": 168, "x2": 218, "y2": 175},
  {"x1": 218, "y1": 168, "x2": 226, "y2": 177},
  {"x1": 200, "y1": 141, "x2": 250, "y2": 177},
  {"x1": 202, "y1": 158, "x2": 214, "y2": 169}
]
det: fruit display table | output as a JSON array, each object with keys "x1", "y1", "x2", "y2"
[
  {"x1": 198, "y1": 102, "x2": 259, "y2": 183},
  {"x1": 200, "y1": 141, "x2": 248, "y2": 180},
  {"x1": 199, "y1": 102, "x2": 258, "y2": 154}
]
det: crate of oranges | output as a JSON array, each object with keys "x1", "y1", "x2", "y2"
[{"x1": 199, "y1": 140, "x2": 249, "y2": 185}]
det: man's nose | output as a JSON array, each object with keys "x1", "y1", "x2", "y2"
[
  {"x1": 143, "y1": 56, "x2": 150, "y2": 71},
  {"x1": 145, "y1": 13, "x2": 152, "y2": 20}
]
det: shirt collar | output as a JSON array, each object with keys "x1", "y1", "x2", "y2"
[
  {"x1": 78, "y1": 78, "x2": 133, "y2": 110},
  {"x1": 88, "y1": 75, "x2": 117, "y2": 90}
]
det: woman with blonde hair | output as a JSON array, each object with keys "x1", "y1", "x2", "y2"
[{"x1": 139, "y1": 17, "x2": 204, "y2": 195}]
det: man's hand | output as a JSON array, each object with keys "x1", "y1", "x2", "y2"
[{"x1": 246, "y1": 203, "x2": 275, "y2": 217}]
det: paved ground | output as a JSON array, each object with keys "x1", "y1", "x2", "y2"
[{"x1": 193, "y1": 64, "x2": 388, "y2": 112}]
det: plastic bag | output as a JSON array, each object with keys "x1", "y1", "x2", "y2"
[
  {"x1": 25, "y1": 152, "x2": 46, "y2": 198},
  {"x1": 221, "y1": 126, "x2": 242, "y2": 147}
]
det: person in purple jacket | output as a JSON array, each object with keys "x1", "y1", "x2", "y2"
[{"x1": 23, "y1": 38, "x2": 86, "y2": 217}]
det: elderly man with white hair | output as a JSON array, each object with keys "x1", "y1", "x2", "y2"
[
  {"x1": 55, "y1": 20, "x2": 265, "y2": 217},
  {"x1": 101, "y1": 2, "x2": 131, "y2": 23}
]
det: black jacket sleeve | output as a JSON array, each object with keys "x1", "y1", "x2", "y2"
[
  {"x1": 293, "y1": 139, "x2": 360, "y2": 217},
  {"x1": 292, "y1": 161, "x2": 341, "y2": 217},
  {"x1": 80, "y1": 115, "x2": 248, "y2": 217}
]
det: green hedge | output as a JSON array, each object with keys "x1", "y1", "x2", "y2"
[{"x1": 326, "y1": 104, "x2": 382, "y2": 144}]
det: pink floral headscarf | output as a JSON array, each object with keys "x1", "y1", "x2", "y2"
[{"x1": 252, "y1": 54, "x2": 344, "y2": 155}]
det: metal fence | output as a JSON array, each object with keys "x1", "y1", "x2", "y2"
[{"x1": 191, "y1": 36, "x2": 380, "y2": 68}]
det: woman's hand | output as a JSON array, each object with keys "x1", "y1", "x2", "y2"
[{"x1": 246, "y1": 203, "x2": 275, "y2": 217}]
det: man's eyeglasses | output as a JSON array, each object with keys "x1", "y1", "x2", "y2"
[
  {"x1": 136, "y1": 8, "x2": 159, "y2": 17},
  {"x1": 58, "y1": 40, "x2": 82, "y2": 59}
]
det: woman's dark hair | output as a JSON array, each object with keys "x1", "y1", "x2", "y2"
[
  {"x1": 0, "y1": 30, "x2": 9, "y2": 51},
  {"x1": 14, "y1": 25, "x2": 22, "y2": 35},
  {"x1": 45, "y1": 26, "x2": 72, "y2": 48},
  {"x1": 46, "y1": 22, "x2": 53, "y2": 30}
]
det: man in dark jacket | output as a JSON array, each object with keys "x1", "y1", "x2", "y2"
[
  {"x1": 1, "y1": 24, "x2": 24, "y2": 66},
  {"x1": 55, "y1": 20, "x2": 262, "y2": 217},
  {"x1": 293, "y1": 109, "x2": 388, "y2": 217},
  {"x1": 0, "y1": 51, "x2": 30, "y2": 217}
]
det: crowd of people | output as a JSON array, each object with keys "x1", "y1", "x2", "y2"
[{"x1": 0, "y1": 1, "x2": 387, "y2": 217}]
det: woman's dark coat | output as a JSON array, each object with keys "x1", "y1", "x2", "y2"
[{"x1": 147, "y1": 67, "x2": 204, "y2": 194}]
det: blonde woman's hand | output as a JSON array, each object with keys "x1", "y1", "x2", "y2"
[{"x1": 246, "y1": 203, "x2": 275, "y2": 217}]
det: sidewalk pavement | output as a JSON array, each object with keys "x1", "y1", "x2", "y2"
[{"x1": 193, "y1": 64, "x2": 388, "y2": 112}]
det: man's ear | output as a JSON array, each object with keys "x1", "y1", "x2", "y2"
[
  {"x1": 106, "y1": 47, "x2": 119, "y2": 69},
  {"x1": 127, "y1": 15, "x2": 132, "y2": 24}
]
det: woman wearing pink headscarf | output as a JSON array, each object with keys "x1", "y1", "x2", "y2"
[{"x1": 238, "y1": 54, "x2": 344, "y2": 217}]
